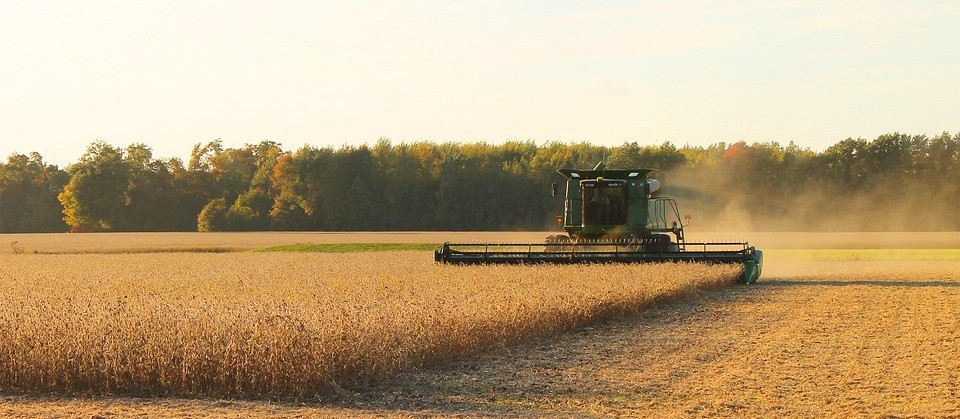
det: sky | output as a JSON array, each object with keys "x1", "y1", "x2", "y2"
[{"x1": 1, "y1": 0, "x2": 958, "y2": 166}]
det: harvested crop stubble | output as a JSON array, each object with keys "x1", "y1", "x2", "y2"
[{"x1": 0, "y1": 252, "x2": 739, "y2": 399}]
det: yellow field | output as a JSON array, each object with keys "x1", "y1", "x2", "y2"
[
  {"x1": 1, "y1": 232, "x2": 958, "y2": 417},
  {"x1": 0, "y1": 252, "x2": 737, "y2": 399},
  {"x1": 764, "y1": 248, "x2": 960, "y2": 261},
  {"x1": 2, "y1": 231, "x2": 958, "y2": 254},
  {"x1": 355, "y1": 260, "x2": 960, "y2": 417},
  {"x1": 1, "y1": 232, "x2": 552, "y2": 254}
]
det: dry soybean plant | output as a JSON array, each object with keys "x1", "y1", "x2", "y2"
[{"x1": 0, "y1": 252, "x2": 739, "y2": 399}]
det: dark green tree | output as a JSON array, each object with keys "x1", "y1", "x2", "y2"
[
  {"x1": 58, "y1": 142, "x2": 129, "y2": 231},
  {"x1": 0, "y1": 153, "x2": 69, "y2": 232},
  {"x1": 197, "y1": 198, "x2": 229, "y2": 232}
]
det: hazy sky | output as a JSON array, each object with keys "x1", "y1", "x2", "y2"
[{"x1": 2, "y1": 0, "x2": 957, "y2": 165}]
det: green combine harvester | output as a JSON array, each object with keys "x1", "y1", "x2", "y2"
[{"x1": 435, "y1": 162, "x2": 763, "y2": 284}]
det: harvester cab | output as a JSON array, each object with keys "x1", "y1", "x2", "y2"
[
  {"x1": 553, "y1": 161, "x2": 686, "y2": 251},
  {"x1": 436, "y1": 162, "x2": 763, "y2": 284}
]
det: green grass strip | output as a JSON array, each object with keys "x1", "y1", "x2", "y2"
[{"x1": 251, "y1": 242, "x2": 438, "y2": 253}]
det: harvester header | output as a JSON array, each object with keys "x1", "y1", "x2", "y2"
[{"x1": 435, "y1": 162, "x2": 763, "y2": 283}]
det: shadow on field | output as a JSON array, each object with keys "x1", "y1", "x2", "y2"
[{"x1": 762, "y1": 279, "x2": 960, "y2": 288}]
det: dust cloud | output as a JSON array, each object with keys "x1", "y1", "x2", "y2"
[{"x1": 665, "y1": 164, "x2": 959, "y2": 233}]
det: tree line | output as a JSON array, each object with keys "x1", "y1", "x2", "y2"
[{"x1": 1, "y1": 132, "x2": 957, "y2": 233}]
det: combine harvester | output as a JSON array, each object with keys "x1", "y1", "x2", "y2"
[{"x1": 435, "y1": 162, "x2": 763, "y2": 283}]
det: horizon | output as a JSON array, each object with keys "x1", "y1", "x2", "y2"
[{"x1": 2, "y1": 1, "x2": 958, "y2": 166}]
